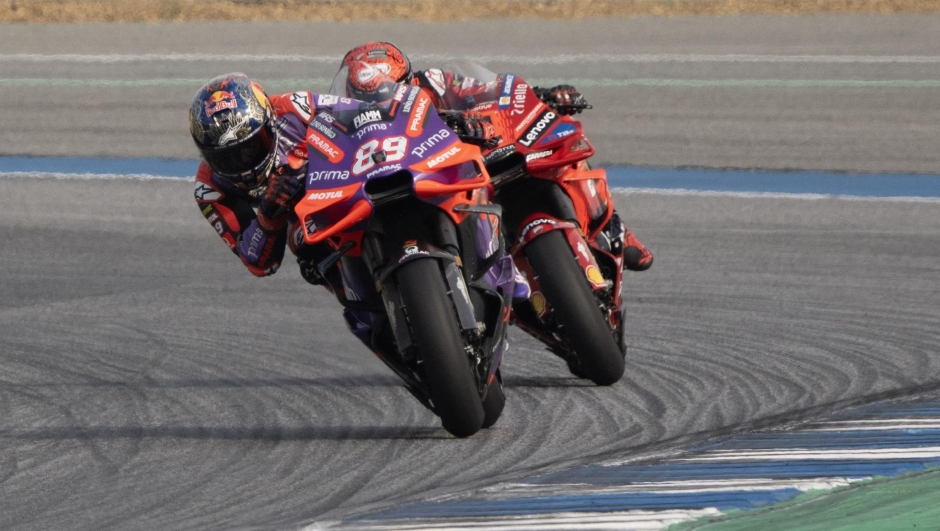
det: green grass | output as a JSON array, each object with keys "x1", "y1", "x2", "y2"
[{"x1": 670, "y1": 467, "x2": 940, "y2": 531}]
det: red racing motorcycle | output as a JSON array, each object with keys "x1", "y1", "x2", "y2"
[{"x1": 442, "y1": 61, "x2": 627, "y2": 386}]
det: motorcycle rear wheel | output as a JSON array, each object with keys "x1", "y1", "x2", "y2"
[
  {"x1": 525, "y1": 230, "x2": 625, "y2": 386},
  {"x1": 397, "y1": 258, "x2": 485, "y2": 437}
]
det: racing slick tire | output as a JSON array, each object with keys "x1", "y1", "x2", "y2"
[
  {"x1": 481, "y1": 369, "x2": 505, "y2": 429},
  {"x1": 525, "y1": 230, "x2": 626, "y2": 386},
  {"x1": 397, "y1": 258, "x2": 485, "y2": 437}
]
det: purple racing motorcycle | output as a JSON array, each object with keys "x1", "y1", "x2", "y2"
[{"x1": 293, "y1": 64, "x2": 518, "y2": 437}]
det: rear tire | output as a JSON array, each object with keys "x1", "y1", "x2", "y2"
[
  {"x1": 525, "y1": 230, "x2": 625, "y2": 386},
  {"x1": 397, "y1": 259, "x2": 485, "y2": 437}
]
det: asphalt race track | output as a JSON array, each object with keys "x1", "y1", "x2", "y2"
[{"x1": 2, "y1": 15, "x2": 940, "y2": 531}]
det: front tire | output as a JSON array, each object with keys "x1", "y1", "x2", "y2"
[
  {"x1": 481, "y1": 369, "x2": 505, "y2": 429},
  {"x1": 525, "y1": 230, "x2": 625, "y2": 386},
  {"x1": 397, "y1": 259, "x2": 485, "y2": 437}
]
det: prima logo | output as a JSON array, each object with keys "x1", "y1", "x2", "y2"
[
  {"x1": 411, "y1": 128, "x2": 452, "y2": 158},
  {"x1": 308, "y1": 170, "x2": 350, "y2": 183},
  {"x1": 355, "y1": 122, "x2": 389, "y2": 140}
]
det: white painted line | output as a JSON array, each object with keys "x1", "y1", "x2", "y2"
[
  {"x1": 807, "y1": 419, "x2": 940, "y2": 431},
  {"x1": 304, "y1": 508, "x2": 721, "y2": 530},
  {"x1": 481, "y1": 477, "x2": 863, "y2": 497},
  {"x1": 680, "y1": 446, "x2": 940, "y2": 462},
  {"x1": 611, "y1": 187, "x2": 940, "y2": 203},
  {"x1": 4, "y1": 53, "x2": 940, "y2": 65},
  {"x1": 0, "y1": 171, "x2": 192, "y2": 181}
]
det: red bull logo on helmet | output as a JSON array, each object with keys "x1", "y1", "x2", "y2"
[{"x1": 205, "y1": 90, "x2": 238, "y2": 117}]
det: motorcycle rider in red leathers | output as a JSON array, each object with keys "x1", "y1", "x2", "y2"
[
  {"x1": 191, "y1": 73, "x2": 392, "y2": 355},
  {"x1": 190, "y1": 72, "x2": 526, "y2": 360},
  {"x1": 341, "y1": 41, "x2": 654, "y2": 272}
]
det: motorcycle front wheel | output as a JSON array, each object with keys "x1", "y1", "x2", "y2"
[
  {"x1": 525, "y1": 230, "x2": 625, "y2": 386},
  {"x1": 396, "y1": 258, "x2": 486, "y2": 437},
  {"x1": 481, "y1": 369, "x2": 505, "y2": 429}
]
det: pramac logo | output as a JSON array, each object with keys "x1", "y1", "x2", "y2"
[
  {"x1": 306, "y1": 129, "x2": 345, "y2": 164},
  {"x1": 407, "y1": 92, "x2": 432, "y2": 138}
]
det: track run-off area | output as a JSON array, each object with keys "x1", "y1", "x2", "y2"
[{"x1": 2, "y1": 14, "x2": 940, "y2": 531}]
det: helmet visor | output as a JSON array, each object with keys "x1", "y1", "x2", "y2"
[{"x1": 200, "y1": 121, "x2": 276, "y2": 177}]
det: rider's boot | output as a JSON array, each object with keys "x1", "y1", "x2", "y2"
[{"x1": 596, "y1": 211, "x2": 653, "y2": 272}]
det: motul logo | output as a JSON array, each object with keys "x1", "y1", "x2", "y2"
[
  {"x1": 307, "y1": 190, "x2": 343, "y2": 201},
  {"x1": 426, "y1": 145, "x2": 461, "y2": 169}
]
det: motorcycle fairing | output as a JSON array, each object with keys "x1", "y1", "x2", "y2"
[{"x1": 295, "y1": 94, "x2": 490, "y2": 251}]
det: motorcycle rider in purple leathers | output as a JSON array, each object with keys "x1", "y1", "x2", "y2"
[
  {"x1": 341, "y1": 41, "x2": 654, "y2": 272},
  {"x1": 190, "y1": 72, "x2": 527, "y2": 363}
]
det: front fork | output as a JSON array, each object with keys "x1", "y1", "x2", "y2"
[{"x1": 360, "y1": 207, "x2": 512, "y2": 395}]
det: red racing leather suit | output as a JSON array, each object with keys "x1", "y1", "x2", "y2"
[
  {"x1": 411, "y1": 68, "x2": 499, "y2": 111},
  {"x1": 413, "y1": 68, "x2": 653, "y2": 271},
  {"x1": 194, "y1": 91, "x2": 316, "y2": 276}
]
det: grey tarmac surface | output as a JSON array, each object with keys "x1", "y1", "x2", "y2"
[
  {"x1": 2, "y1": 15, "x2": 940, "y2": 172},
  {"x1": 2, "y1": 179, "x2": 940, "y2": 530},
  {"x1": 2, "y1": 14, "x2": 940, "y2": 531}
]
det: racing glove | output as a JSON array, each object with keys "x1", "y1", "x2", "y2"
[
  {"x1": 297, "y1": 255, "x2": 325, "y2": 286},
  {"x1": 533, "y1": 85, "x2": 591, "y2": 115},
  {"x1": 440, "y1": 111, "x2": 501, "y2": 149},
  {"x1": 296, "y1": 242, "x2": 335, "y2": 287},
  {"x1": 258, "y1": 168, "x2": 303, "y2": 231}
]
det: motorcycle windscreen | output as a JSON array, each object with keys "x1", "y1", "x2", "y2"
[
  {"x1": 441, "y1": 59, "x2": 499, "y2": 84},
  {"x1": 434, "y1": 59, "x2": 506, "y2": 111}
]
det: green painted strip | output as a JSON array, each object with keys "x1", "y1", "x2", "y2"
[
  {"x1": 3, "y1": 78, "x2": 940, "y2": 89},
  {"x1": 669, "y1": 467, "x2": 940, "y2": 531}
]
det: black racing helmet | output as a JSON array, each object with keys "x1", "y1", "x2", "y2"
[{"x1": 189, "y1": 73, "x2": 278, "y2": 190}]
